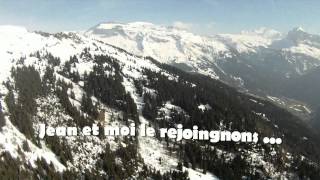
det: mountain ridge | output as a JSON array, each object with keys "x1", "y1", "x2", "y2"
[
  {"x1": 0, "y1": 24, "x2": 319, "y2": 179},
  {"x1": 85, "y1": 22, "x2": 320, "y2": 123}
]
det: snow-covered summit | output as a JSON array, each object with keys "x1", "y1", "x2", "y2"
[
  {"x1": 286, "y1": 27, "x2": 319, "y2": 44},
  {"x1": 271, "y1": 27, "x2": 320, "y2": 59},
  {"x1": 86, "y1": 22, "x2": 230, "y2": 63},
  {"x1": 87, "y1": 22, "x2": 320, "y2": 59},
  {"x1": 86, "y1": 22, "x2": 285, "y2": 57}
]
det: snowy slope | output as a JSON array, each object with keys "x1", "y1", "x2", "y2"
[
  {"x1": 0, "y1": 26, "x2": 83, "y2": 83},
  {"x1": 0, "y1": 26, "x2": 92, "y2": 172},
  {"x1": 0, "y1": 117, "x2": 66, "y2": 172},
  {"x1": 0, "y1": 25, "x2": 217, "y2": 179}
]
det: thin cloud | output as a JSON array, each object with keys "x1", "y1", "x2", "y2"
[
  {"x1": 172, "y1": 21, "x2": 193, "y2": 30},
  {"x1": 171, "y1": 21, "x2": 217, "y2": 36}
]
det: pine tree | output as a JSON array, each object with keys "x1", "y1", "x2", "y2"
[
  {"x1": 42, "y1": 66, "x2": 56, "y2": 95},
  {"x1": 0, "y1": 103, "x2": 5, "y2": 128},
  {"x1": 21, "y1": 140, "x2": 30, "y2": 152},
  {"x1": 4, "y1": 66, "x2": 42, "y2": 141},
  {"x1": 81, "y1": 94, "x2": 98, "y2": 118},
  {"x1": 46, "y1": 52, "x2": 61, "y2": 67}
]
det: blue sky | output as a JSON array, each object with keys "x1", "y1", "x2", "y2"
[{"x1": 0, "y1": 0, "x2": 319, "y2": 34}]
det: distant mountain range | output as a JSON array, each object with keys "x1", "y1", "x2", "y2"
[{"x1": 86, "y1": 22, "x2": 320, "y2": 126}]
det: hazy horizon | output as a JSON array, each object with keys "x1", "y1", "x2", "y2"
[
  {"x1": 0, "y1": 21, "x2": 315, "y2": 37},
  {"x1": 0, "y1": 0, "x2": 319, "y2": 35}
]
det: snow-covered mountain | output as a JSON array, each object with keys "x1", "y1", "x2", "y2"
[
  {"x1": 86, "y1": 22, "x2": 230, "y2": 61},
  {"x1": 86, "y1": 22, "x2": 320, "y2": 61},
  {"x1": 86, "y1": 22, "x2": 320, "y2": 120},
  {"x1": 0, "y1": 25, "x2": 220, "y2": 179},
  {"x1": 0, "y1": 24, "x2": 320, "y2": 179},
  {"x1": 86, "y1": 22, "x2": 234, "y2": 79},
  {"x1": 272, "y1": 27, "x2": 320, "y2": 59},
  {"x1": 85, "y1": 22, "x2": 288, "y2": 79},
  {"x1": 86, "y1": 22, "x2": 320, "y2": 75}
]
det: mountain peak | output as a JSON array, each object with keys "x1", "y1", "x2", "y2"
[
  {"x1": 286, "y1": 26, "x2": 314, "y2": 43},
  {"x1": 288, "y1": 27, "x2": 308, "y2": 37}
]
